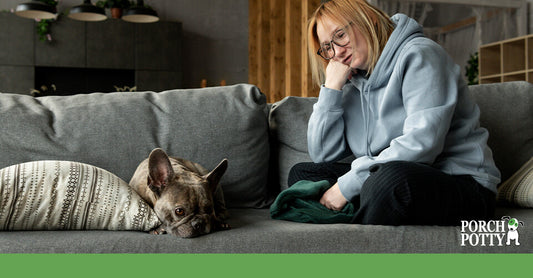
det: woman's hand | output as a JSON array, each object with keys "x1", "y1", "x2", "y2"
[
  {"x1": 324, "y1": 60, "x2": 354, "y2": 91},
  {"x1": 320, "y1": 182, "x2": 348, "y2": 211}
]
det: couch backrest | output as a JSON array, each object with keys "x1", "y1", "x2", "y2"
[
  {"x1": 0, "y1": 84, "x2": 273, "y2": 208},
  {"x1": 269, "y1": 97, "x2": 316, "y2": 190},
  {"x1": 2, "y1": 81, "x2": 530, "y2": 208},
  {"x1": 469, "y1": 81, "x2": 533, "y2": 181}
]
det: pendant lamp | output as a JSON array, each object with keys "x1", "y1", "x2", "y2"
[
  {"x1": 122, "y1": 0, "x2": 159, "y2": 23},
  {"x1": 68, "y1": 0, "x2": 106, "y2": 22},
  {"x1": 15, "y1": 1, "x2": 57, "y2": 20}
]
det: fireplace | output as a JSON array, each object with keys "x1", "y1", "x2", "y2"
[{"x1": 33, "y1": 67, "x2": 135, "y2": 97}]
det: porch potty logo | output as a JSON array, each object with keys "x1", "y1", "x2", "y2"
[{"x1": 460, "y1": 216, "x2": 524, "y2": 247}]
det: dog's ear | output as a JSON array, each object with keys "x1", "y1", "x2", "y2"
[
  {"x1": 203, "y1": 159, "x2": 228, "y2": 193},
  {"x1": 147, "y1": 148, "x2": 175, "y2": 196}
]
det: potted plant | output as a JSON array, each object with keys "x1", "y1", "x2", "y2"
[
  {"x1": 96, "y1": 0, "x2": 132, "y2": 18},
  {"x1": 465, "y1": 52, "x2": 479, "y2": 85}
]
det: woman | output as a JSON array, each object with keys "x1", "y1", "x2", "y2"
[{"x1": 288, "y1": 0, "x2": 501, "y2": 225}]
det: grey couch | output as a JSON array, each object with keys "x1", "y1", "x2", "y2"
[{"x1": 0, "y1": 81, "x2": 531, "y2": 253}]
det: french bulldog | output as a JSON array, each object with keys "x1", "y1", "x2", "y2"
[{"x1": 129, "y1": 148, "x2": 230, "y2": 238}]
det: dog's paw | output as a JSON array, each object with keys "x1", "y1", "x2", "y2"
[
  {"x1": 149, "y1": 226, "x2": 167, "y2": 235},
  {"x1": 218, "y1": 222, "x2": 231, "y2": 230}
]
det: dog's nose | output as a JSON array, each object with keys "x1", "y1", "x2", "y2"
[{"x1": 191, "y1": 219, "x2": 204, "y2": 231}]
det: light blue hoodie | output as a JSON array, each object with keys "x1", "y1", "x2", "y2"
[{"x1": 307, "y1": 14, "x2": 501, "y2": 201}]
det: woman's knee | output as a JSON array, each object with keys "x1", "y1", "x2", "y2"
[
  {"x1": 359, "y1": 161, "x2": 420, "y2": 213},
  {"x1": 288, "y1": 162, "x2": 321, "y2": 186},
  {"x1": 288, "y1": 162, "x2": 350, "y2": 186},
  {"x1": 357, "y1": 161, "x2": 457, "y2": 225},
  {"x1": 362, "y1": 161, "x2": 416, "y2": 196},
  {"x1": 288, "y1": 162, "x2": 317, "y2": 178}
]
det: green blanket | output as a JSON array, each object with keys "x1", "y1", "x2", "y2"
[{"x1": 270, "y1": 180, "x2": 356, "y2": 224}]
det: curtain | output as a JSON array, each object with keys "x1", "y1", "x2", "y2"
[{"x1": 369, "y1": 0, "x2": 520, "y2": 79}]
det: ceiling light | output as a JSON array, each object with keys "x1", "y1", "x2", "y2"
[
  {"x1": 122, "y1": 0, "x2": 159, "y2": 23},
  {"x1": 68, "y1": 0, "x2": 106, "y2": 22},
  {"x1": 15, "y1": 1, "x2": 56, "y2": 20}
]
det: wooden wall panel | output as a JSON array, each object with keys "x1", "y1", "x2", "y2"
[
  {"x1": 248, "y1": 0, "x2": 259, "y2": 87},
  {"x1": 249, "y1": 0, "x2": 320, "y2": 103},
  {"x1": 269, "y1": 0, "x2": 286, "y2": 102},
  {"x1": 249, "y1": 0, "x2": 271, "y2": 97},
  {"x1": 285, "y1": 0, "x2": 301, "y2": 98},
  {"x1": 302, "y1": 0, "x2": 321, "y2": 98}
]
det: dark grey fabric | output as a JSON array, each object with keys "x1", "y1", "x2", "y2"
[
  {"x1": 469, "y1": 81, "x2": 533, "y2": 182},
  {"x1": 269, "y1": 97, "x2": 316, "y2": 190},
  {"x1": 0, "y1": 84, "x2": 271, "y2": 208},
  {"x1": 0, "y1": 207, "x2": 530, "y2": 253}
]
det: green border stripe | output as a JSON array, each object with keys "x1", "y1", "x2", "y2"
[{"x1": 1, "y1": 254, "x2": 531, "y2": 277}]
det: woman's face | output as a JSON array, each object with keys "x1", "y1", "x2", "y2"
[{"x1": 316, "y1": 17, "x2": 368, "y2": 71}]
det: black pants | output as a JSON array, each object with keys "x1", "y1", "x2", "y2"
[{"x1": 288, "y1": 161, "x2": 496, "y2": 226}]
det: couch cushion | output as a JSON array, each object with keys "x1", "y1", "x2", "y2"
[
  {"x1": 0, "y1": 84, "x2": 272, "y2": 208},
  {"x1": 0, "y1": 160, "x2": 160, "y2": 231},
  {"x1": 497, "y1": 156, "x2": 533, "y2": 208},
  {"x1": 469, "y1": 81, "x2": 533, "y2": 182},
  {"x1": 0, "y1": 207, "x2": 531, "y2": 253},
  {"x1": 269, "y1": 97, "x2": 316, "y2": 190}
]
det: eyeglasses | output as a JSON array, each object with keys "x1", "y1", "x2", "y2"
[{"x1": 317, "y1": 24, "x2": 351, "y2": 60}]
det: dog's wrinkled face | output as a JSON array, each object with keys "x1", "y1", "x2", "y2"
[
  {"x1": 147, "y1": 149, "x2": 227, "y2": 238},
  {"x1": 153, "y1": 172, "x2": 216, "y2": 237}
]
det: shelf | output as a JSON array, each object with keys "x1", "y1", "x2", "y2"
[
  {"x1": 503, "y1": 72, "x2": 526, "y2": 82},
  {"x1": 479, "y1": 34, "x2": 533, "y2": 84},
  {"x1": 527, "y1": 36, "x2": 533, "y2": 71},
  {"x1": 480, "y1": 78, "x2": 502, "y2": 84},
  {"x1": 502, "y1": 39, "x2": 525, "y2": 73},
  {"x1": 479, "y1": 44, "x2": 501, "y2": 76},
  {"x1": 503, "y1": 70, "x2": 528, "y2": 76}
]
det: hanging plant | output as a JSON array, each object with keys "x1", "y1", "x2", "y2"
[
  {"x1": 36, "y1": 0, "x2": 59, "y2": 42},
  {"x1": 465, "y1": 52, "x2": 479, "y2": 85},
  {"x1": 36, "y1": 18, "x2": 53, "y2": 41}
]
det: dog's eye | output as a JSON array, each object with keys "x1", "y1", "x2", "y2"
[{"x1": 175, "y1": 208, "x2": 185, "y2": 216}]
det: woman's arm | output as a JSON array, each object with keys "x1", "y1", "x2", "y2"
[{"x1": 308, "y1": 60, "x2": 353, "y2": 163}]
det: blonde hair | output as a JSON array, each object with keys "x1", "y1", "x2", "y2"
[{"x1": 308, "y1": 0, "x2": 394, "y2": 86}]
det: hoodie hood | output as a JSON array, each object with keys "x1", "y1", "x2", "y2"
[{"x1": 354, "y1": 13, "x2": 424, "y2": 88}]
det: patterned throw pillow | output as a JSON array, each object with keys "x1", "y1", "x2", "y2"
[
  {"x1": 497, "y1": 156, "x2": 533, "y2": 208},
  {"x1": 0, "y1": 161, "x2": 161, "y2": 231}
]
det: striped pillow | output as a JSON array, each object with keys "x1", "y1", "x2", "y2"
[
  {"x1": 0, "y1": 161, "x2": 161, "y2": 231},
  {"x1": 497, "y1": 156, "x2": 533, "y2": 208}
]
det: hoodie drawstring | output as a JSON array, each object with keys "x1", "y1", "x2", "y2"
[{"x1": 359, "y1": 85, "x2": 373, "y2": 157}]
